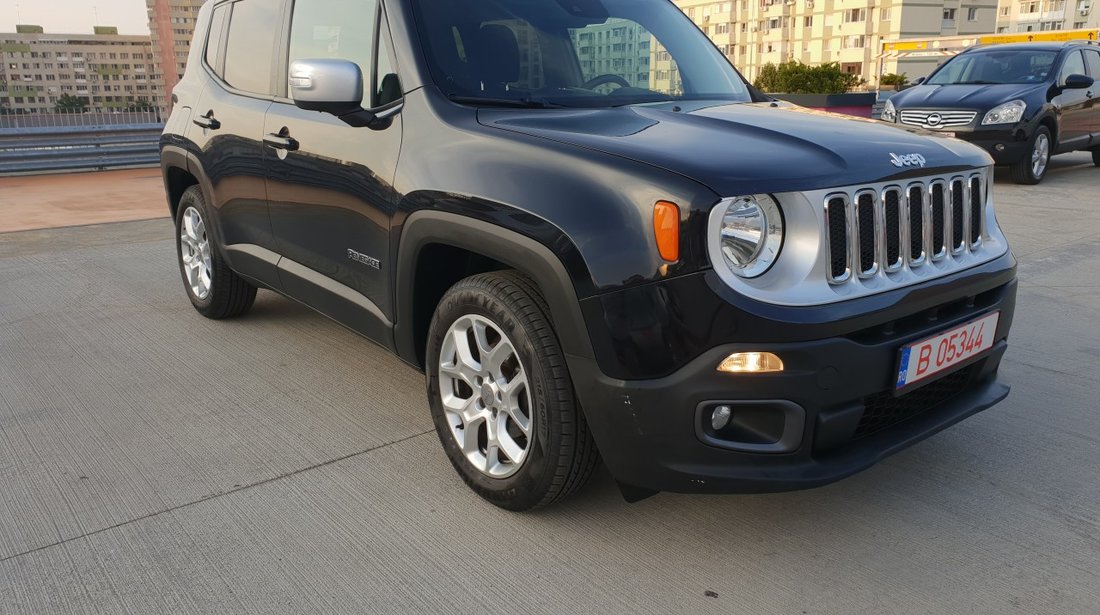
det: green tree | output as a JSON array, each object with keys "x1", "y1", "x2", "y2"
[
  {"x1": 754, "y1": 61, "x2": 865, "y2": 94},
  {"x1": 880, "y1": 72, "x2": 909, "y2": 87},
  {"x1": 127, "y1": 99, "x2": 156, "y2": 112},
  {"x1": 54, "y1": 93, "x2": 89, "y2": 113}
]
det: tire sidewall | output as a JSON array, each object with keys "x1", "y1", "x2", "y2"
[
  {"x1": 175, "y1": 187, "x2": 214, "y2": 311},
  {"x1": 425, "y1": 285, "x2": 560, "y2": 507}
]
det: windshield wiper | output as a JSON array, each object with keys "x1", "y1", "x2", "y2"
[{"x1": 447, "y1": 95, "x2": 567, "y2": 109}]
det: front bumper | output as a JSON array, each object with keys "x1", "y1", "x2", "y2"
[
  {"x1": 569, "y1": 253, "x2": 1017, "y2": 494},
  {"x1": 952, "y1": 127, "x2": 1031, "y2": 165}
]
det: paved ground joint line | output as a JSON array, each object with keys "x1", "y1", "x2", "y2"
[{"x1": 0, "y1": 429, "x2": 435, "y2": 565}]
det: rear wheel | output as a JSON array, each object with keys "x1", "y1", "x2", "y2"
[
  {"x1": 175, "y1": 185, "x2": 257, "y2": 319},
  {"x1": 1010, "y1": 126, "x2": 1051, "y2": 185},
  {"x1": 425, "y1": 271, "x2": 598, "y2": 510}
]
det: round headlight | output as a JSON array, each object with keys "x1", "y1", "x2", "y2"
[{"x1": 718, "y1": 194, "x2": 784, "y2": 278}]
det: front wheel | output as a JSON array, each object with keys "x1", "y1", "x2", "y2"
[
  {"x1": 1010, "y1": 126, "x2": 1051, "y2": 185},
  {"x1": 425, "y1": 271, "x2": 599, "y2": 510}
]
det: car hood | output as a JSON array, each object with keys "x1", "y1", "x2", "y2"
[
  {"x1": 478, "y1": 101, "x2": 991, "y2": 196},
  {"x1": 892, "y1": 83, "x2": 1046, "y2": 110}
]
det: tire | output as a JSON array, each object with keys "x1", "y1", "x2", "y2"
[
  {"x1": 425, "y1": 271, "x2": 599, "y2": 511},
  {"x1": 174, "y1": 185, "x2": 257, "y2": 319},
  {"x1": 1010, "y1": 126, "x2": 1052, "y2": 185}
]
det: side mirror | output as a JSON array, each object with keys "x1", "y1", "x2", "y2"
[
  {"x1": 1062, "y1": 73, "x2": 1094, "y2": 90},
  {"x1": 289, "y1": 59, "x2": 389, "y2": 129},
  {"x1": 913, "y1": 77, "x2": 926, "y2": 85}
]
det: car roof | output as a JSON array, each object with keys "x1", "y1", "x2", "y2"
[{"x1": 966, "y1": 42, "x2": 1093, "y2": 53}]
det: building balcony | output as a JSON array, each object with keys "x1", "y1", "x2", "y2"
[{"x1": 1041, "y1": 9, "x2": 1065, "y2": 19}]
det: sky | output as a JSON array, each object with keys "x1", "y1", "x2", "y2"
[{"x1": 0, "y1": 0, "x2": 151, "y2": 36}]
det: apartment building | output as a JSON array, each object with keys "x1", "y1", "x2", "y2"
[
  {"x1": 0, "y1": 26, "x2": 158, "y2": 114},
  {"x1": 672, "y1": 0, "x2": 999, "y2": 86},
  {"x1": 995, "y1": 0, "x2": 1098, "y2": 33},
  {"x1": 147, "y1": 0, "x2": 207, "y2": 112}
]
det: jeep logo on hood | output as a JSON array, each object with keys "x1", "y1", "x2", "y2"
[{"x1": 890, "y1": 153, "x2": 927, "y2": 168}]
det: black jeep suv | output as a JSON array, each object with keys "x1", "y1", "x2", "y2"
[
  {"x1": 883, "y1": 41, "x2": 1100, "y2": 184},
  {"x1": 160, "y1": 0, "x2": 1017, "y2": 510}
]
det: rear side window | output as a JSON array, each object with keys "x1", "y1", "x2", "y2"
[
  {"x1": 289, "y1": 0, "x2": 378, "y2": 105},
  {"x1": 224, "y1": 0, "x2": 282, "y2": 95},
  {"x1": 1085, "y1": 49, "x2": 1100, "y2": 78},
  {"x1": 1057, "y1": 50, "x2": 1086, "y2": 86},
  {"x1": 204, "y1": 4, "x2": 229, "y2": 76}
]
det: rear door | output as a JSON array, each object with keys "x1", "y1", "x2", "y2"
[
  {"x1": 186, "y1": 0, "x2": 282, "y2": 285},
  {"x1": 263, "y1": 0, "x2": 404, "y2": 344},
  {"x1": 1053, "y1": 50, "x2": 1091, "y2": 152},
  {"x1": 1084, "y1": 48, "x2": 1100, "y2": 144}
]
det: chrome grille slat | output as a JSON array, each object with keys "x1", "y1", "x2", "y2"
[
  {"x1": 898, "y1": 109, "x2": 978, "y2": 128},
  {"x1": 824, "y1": 172, "x2": 986, "y2": 285}
]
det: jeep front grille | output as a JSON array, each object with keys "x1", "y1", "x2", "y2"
[
  {"x1": 898, "y1": 109, "x2": 977, "y2": 129},
  {"x1": 824, "y1": 173, "x2": 985, "y2": 285}
]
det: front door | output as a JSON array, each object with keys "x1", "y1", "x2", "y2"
[
  {"x1": 1053, "y1": 50, "x2": 1092, "y2": 152},
  {"x1": 264, "y1": 0, "x2": 403, "y2": 344},
  {"x1": 1083, "y1": 48, "x2": 1100, "y2": 144}
]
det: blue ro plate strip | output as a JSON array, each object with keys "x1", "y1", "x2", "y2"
[{"x1": 897, "y1": 347, "x2": 912, "y2": 388}]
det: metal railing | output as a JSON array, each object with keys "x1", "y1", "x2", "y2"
[{"x1": 0, "y1": 112, "x2": 164, "y2": 175}]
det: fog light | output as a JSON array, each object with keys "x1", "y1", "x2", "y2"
[
  {"x1": 717, "y1": 352, "x2": 784, "y2": 374},
  {"x1": 995, "y1": 144, "x2": 1006, "y2": 152},
  {"x1": 711, "y1": 405, "x2": 732, "y2": 430}
]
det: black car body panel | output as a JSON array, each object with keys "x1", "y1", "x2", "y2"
[
  {"x1": 481, "y1": 102, "x2": 993, "y2": 195},
  {"x1": 159, "y1": 0, "x2": 1019, "y2": 497}
]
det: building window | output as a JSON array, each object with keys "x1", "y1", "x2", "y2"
[
  {"x1": 804, "y1": 15, "x2": 813, "y2": 27},
  {"x1": 967, "y1": 7, "x2": 978, "y2": 21},
  {"x1": 843, "y1": 8, "x2": 866, "y2": 23},
  {"x1": 1021, "y1": 2, "x2": 1039, "y2": 14},
  {"x1": 1000, "y1": 7, "x2": 1010, "y2": 16},
  {"x1": 943, "y1": 8, "x2": 957, "y2": 23}
]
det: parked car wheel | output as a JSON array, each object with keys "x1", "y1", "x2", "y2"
[
  {"x1": 1010, "y1": 126, "x2": 1051, "y2": 185},
  {"x1": 425, "y1": 271, "x2": 599, "y2": 511},
  {"x1": 175, "y1": 185, "x2": 257, "y2": 318}
]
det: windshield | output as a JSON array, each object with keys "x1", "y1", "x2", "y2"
[
  {"x1": 409, "y1": 0, "x2": 751, "y2": 108},
  {"x1": 926, "y1": 49, "x2": 1058, "y2": 85}
]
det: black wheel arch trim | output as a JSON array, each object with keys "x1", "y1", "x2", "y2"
[{"x1": 394, "y1": 210, "x2": 596, "y2": 368}]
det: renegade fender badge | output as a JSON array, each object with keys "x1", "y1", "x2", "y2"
[
  {"x1": 347, "y1": 248, "x2": 381, "y2": 270},
  {"x1": 889, "y1": 153, "x2": 927, "y2": 168}
]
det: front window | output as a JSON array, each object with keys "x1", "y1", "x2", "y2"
[
  {"x1": 926, "y1": 49, "x2": 1058, "y2": 85},
  {"x1": 409, "y1": 0, "x2": 750, "y2": 108}
]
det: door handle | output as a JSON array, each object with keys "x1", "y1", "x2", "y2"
[
  {"x1": 263, "y1": 130, "x2": 299, "y2": 152},
  {"x1": 192, "y1": 110, "x2": 220, "y2": 130}
]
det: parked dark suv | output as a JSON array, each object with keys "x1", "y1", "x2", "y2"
[
  {"x1": 883, "y1": 41, "x2": 1100, "y2": 184},
  {"x1": 160, "y1": 0, "x2": 1017, "y2": 510}
]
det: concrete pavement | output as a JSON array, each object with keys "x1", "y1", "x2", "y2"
[{"x1": 0, "y1": 154, "x2": 1098, "y2": 614}]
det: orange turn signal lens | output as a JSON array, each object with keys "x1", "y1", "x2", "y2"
[{"x1": 653, "y1": 201, "x2": 680, "y2": 262}]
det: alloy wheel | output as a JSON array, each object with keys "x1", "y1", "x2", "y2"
[
  {"x1": 179, "y1": 206, "x2": 213, "y2": 300},
  {"x1": 1032, "y1": 132, "x2": 1050, "y2": 179},
  {"x1": 438, "y1": 314, "x2": 532, "y2": 478}
]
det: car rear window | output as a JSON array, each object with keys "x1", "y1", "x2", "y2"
[{"x1": 223, "y1": 0, "x2": 282, "y2": 95}]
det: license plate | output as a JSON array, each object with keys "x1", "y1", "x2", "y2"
[{"x1": 896, "y1": 312, "x2": 999, "y2": 390}]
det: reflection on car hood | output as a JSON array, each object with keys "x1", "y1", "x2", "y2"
[
  {"x1": 479, "y1": 102, "x2": 992, "y2": 196},
  {"x1": 892, "y1": 83, "x2": 1047, "y2": 110}
]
